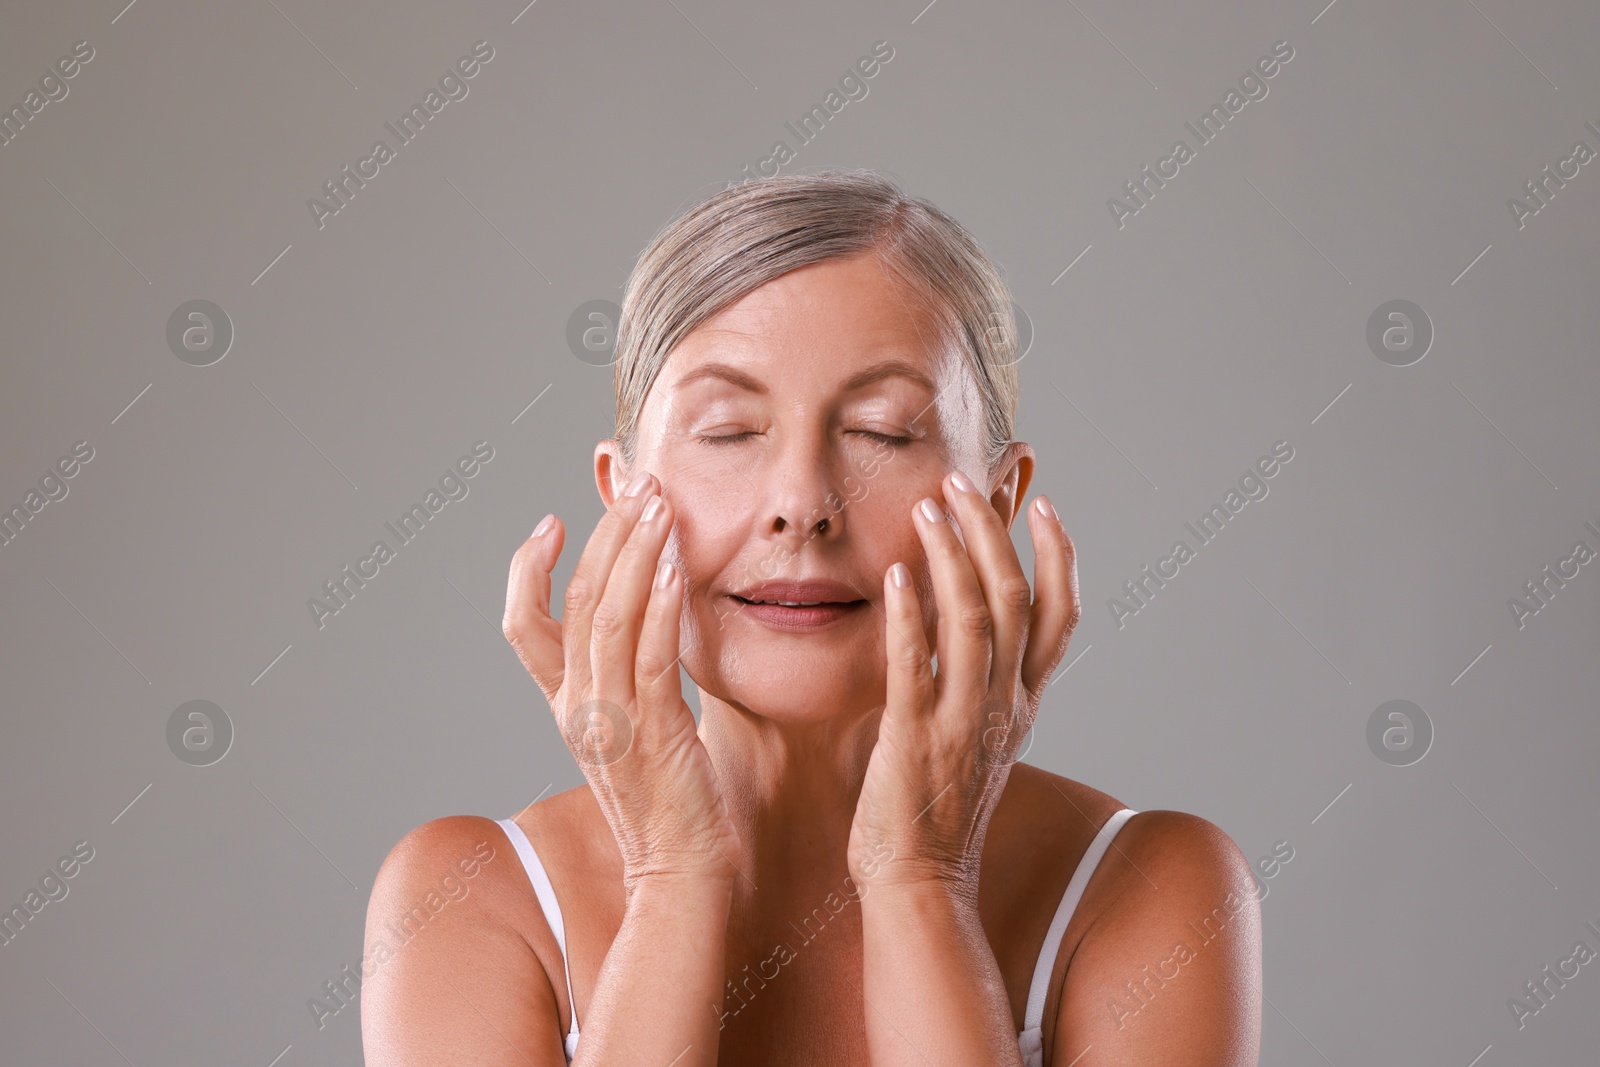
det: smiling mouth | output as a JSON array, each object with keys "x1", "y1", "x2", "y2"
[
  {"x1": 733, "y1": 597, "x2": 863, "y2": 607},
  {"x1": 725, "y1": 595, "x2": 868, "y2": 631}
]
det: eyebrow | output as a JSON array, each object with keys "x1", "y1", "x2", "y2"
[{"x1": 672, "y1": 358, "x2": 938, "y2": 395}]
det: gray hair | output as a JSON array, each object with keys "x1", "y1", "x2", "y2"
[{"x1": 613, "y1": 169, "x2": 1020, "y2": 478}]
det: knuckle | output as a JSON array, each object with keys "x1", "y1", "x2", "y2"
[
  {"x1": 896, "y1": 642, "x2": 929, "y2": 672},
  {"x1": 635, "y1": 649, "x2": 671, "y2": 684},
  {"x1": 589, "y1": 600, "x2": 625, "y2": 638},
  {"x1": 999, "y1": 575, "x2": 1033, "y2": 616},
  {"x1": 563, "y1": 574, "x2": 597, "y2": 616},
  {"x1": 958, "y1": 603, "x2": 993, "y2": 639}
]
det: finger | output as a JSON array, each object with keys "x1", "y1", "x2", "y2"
[
  {"x1": 591, "y1": 492, "x2": 674, "y2": 707},
  {"x1": 502, "y1": 514, "x2": 568, "y2": 700},
  {"x1": 635, "y1": 555, "x2": 690, "y2": 731},
  {"x1": 912, "y1": 495, "x2": 992, "y2": 711},
  {"x1": 941, "y1": 471, "x2": 1033, "y2": 692},
  {"x1": 1021, "y1": 496, "x2": 1079, "y2": 696},
  {"x1": 883, "y1": 560, "x2": 934, "y2": 725},
  {"x1": 561, "y1": 471, "x2": 659, "y2": 696}
]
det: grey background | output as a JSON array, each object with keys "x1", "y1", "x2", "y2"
[{"x1": 2, "y1": 0, "x2": 1596, "y2": 1063}]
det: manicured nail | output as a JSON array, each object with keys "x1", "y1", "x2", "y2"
[
  {"x1": 623, "y1": 471, "x2": 652, "y2": 498},
  {"x1": 949, "y1": 470, "x2": 977, "y2": 495},
  {"x1": 1034, "y1": 496, "x2": 1058, "y2": 520},
  {"x1": 641, "y1": 495, "x2": 664, "y2": 522},
  {"x1": 533, "y1": 513, "x2": 555, "y2": 538},
  {"x1": 918, "y1": 498, "x2": 945, "y2": 523},
  {"x1": 655, "y1": 560, "x2": 674, "y2": 589},
  {"x1": 890, "y1": 562, "x2": 910, "y2": 589}
]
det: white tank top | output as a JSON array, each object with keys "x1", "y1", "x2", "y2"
[{"x1": 496, "y1": 807, "x2": 1139, "y2": 1066}]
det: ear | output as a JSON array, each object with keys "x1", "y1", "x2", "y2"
[
  {"x1": 987, "y1": 441, "x2": 1035, "y2": 530},
  {"x1": 595, "y1": 439, "x2": 627, "y2": 508}
]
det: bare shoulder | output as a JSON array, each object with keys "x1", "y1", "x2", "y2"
[
  {"x1": 986, "y1": 764, "x2": 1260, "y2": 1064},
  {"x1": 360, "y1": 812, "x2": 572, "y2": 1066},
  {"x1": 991, "y1": 763, "x2": 1254, "y2": 916},
  {"x1": 1051, "y1": 794, "x2": 1263, "y2": 1066},
  {"x1": 367, "y1": 813, "x2": 535, "y2": 929},
  {"x1": 984, "y1": 762, "x2": 1131, "y2": 894},
  {"x1": 372, "y1": 813, "x2": 504, "y2": 885}
]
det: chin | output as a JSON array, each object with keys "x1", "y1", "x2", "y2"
[{"x1": 692, "y1": 642, "x2": 886, "y2": 723}]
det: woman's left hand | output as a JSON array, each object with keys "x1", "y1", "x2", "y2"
[{"x1": 847, "y1": 471, "x2": 1080, "y2": 896}]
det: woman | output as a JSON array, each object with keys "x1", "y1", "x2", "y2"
[{"x1": 362, "y1": 171, "x2": 1262, "y2": 1065}]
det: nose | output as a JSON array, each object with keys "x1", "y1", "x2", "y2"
[
  {"x1": 765, "y1": 437, "x2": 846, "y2": 548},
  {"x1": 772, "y1": 509, "x2": 834, "y2": 539}
]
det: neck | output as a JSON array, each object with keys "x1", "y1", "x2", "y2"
[{"x1": 697, "y1": 692, "x2": 881, "y2": 899}]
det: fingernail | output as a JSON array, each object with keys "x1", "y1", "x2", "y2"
[
  {"x1": 1034, "y1": 496, "x2": 1058, "y2": 520},
  {"x1": 641, "y1": 495, "x2": 664, "y2": 522},
  {"x1": 889, "y1": 562, "x2": 910, "y2": 589},
  {"x1": 655, "y1": 560, "x2": 674, "y2": 589},
  {"x1": 533, "y1": 513, "x2": 555, "y2": 538},
  {"x1": 918, "y1": 498, "x2": 945, "y2": 523},
  {"x1": 949, "y1": 470, "x2": 976, "y2": 495},
  {"x1": 623, "y1": 471, "x2": 652, "y2": 498}
]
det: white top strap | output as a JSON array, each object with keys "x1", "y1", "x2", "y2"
[
  {"x1": 1022, "y1": 807, "x2": 1139, "y2": 1032},
  {"x1": 496, "y1": 818, "x2": 580, "y2": 1040}
]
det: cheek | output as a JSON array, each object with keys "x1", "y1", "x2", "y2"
[
  {"x1": 660, "y1": 481, "x2": 762, "y2": 604},
  {"x1": 853, "y1": 477, "x2": 952, "y2": 633},
  {"x1": 849, "y1": 484, "x2": 941, "y2": 609}
]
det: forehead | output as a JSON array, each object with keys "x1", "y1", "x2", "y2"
[{"x1": 657, "y1": 253, "x2": 955, "y2": 392}]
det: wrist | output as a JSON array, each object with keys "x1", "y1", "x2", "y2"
[
  {"x1": 623, "y1": 870, "x2": 737, "y2": 909},
  {"x1": 858, "y1": 873, "x2": 981, "y2": 915}
]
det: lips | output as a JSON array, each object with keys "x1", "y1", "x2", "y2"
[
  {"x1": 731, "y1": 579, "x2": 869, "y2": 606},
  {"x1": 726, "y1": 578, "x2": 869, "y2": 632}
]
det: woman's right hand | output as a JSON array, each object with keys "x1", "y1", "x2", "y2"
[{"x1": 501, "y1": 472, "x2": 744, "y2": 891}]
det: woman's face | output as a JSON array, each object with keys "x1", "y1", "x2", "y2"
[{"x1": 598, "y1": 251, "x2": 1028, "y2": 723}]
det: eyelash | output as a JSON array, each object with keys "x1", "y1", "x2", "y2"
[{"x1": 698, "y1": 430, "x2": 913, "y2": 447}]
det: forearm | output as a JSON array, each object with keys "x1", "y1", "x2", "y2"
[
  {"x1": 860, "y1": 882, "x2": 1024, "y2": 1067},
  {"x1": 572, "y1": 877, "x2": 733, "y2": 1066}
]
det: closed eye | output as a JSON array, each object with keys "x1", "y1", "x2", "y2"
[
  {"x1": 697, "y1": 430, "x2": 913, "y2": 446},
  {"x1": 854, "y1": 431, "x2": 913, "y2": 446},
  {"x1": 697, "y1": 431, "x2": 759, "y2": 445}
]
